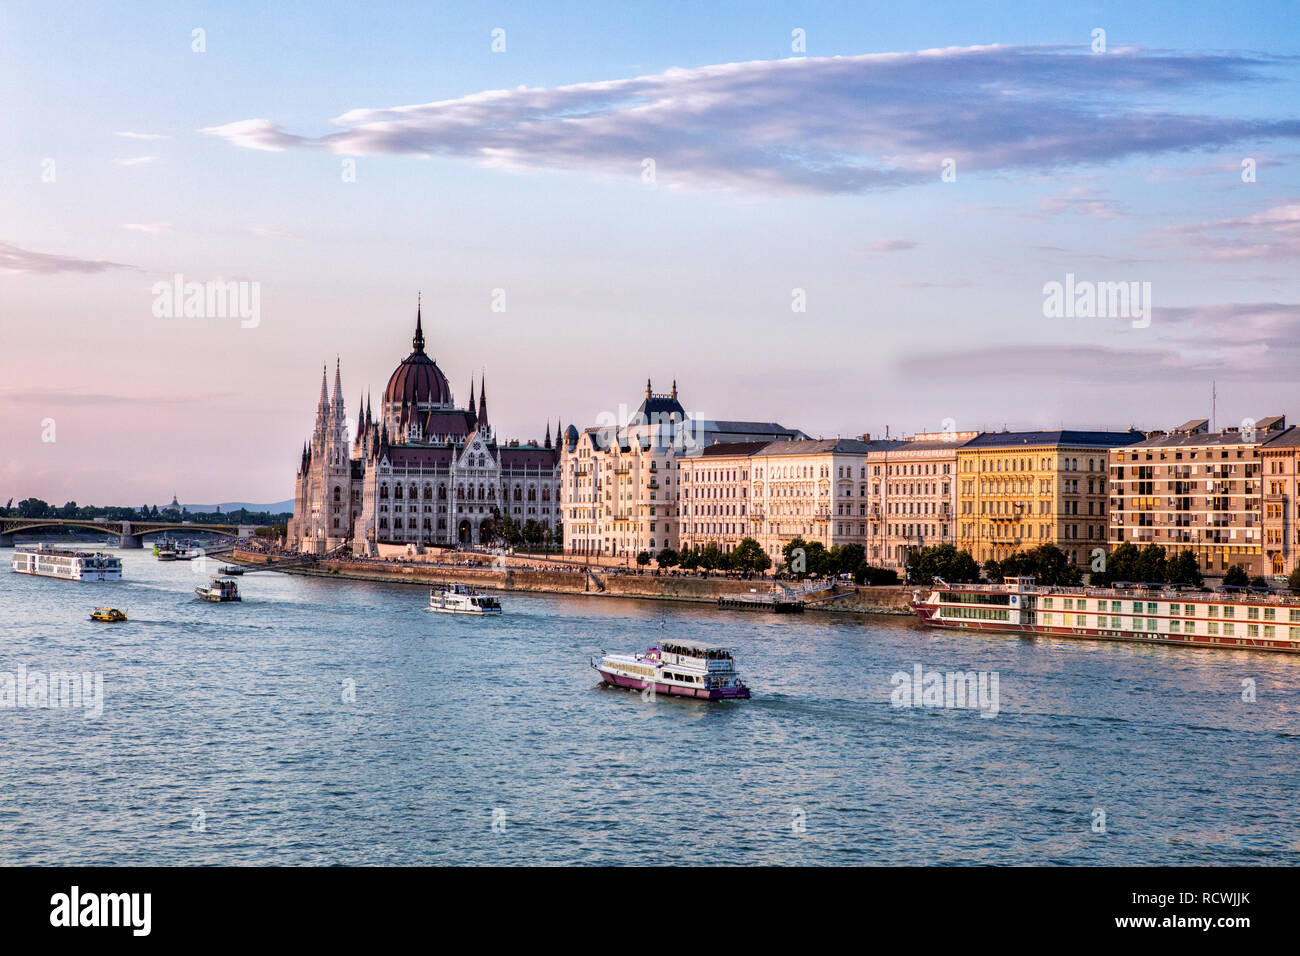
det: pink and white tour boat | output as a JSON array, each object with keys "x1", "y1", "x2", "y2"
[
  {"x1": 913, "y1": 575, "x2": 1300, "y2": 654},
  {"x1": 592, "y1": 640, "x2": 751, "y2": 700}
]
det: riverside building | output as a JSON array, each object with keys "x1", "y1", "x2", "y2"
[
  {"x1": 957, "y1": 429, "x2": 1144, "y2": 567},
  {"x1": 560, "y1": 381, "x2": 804, "y2": 559},
  {"x1": 1108, "y1": 416, "x2": 1286, "y2": 577},
  {"x1": 287, "y1": 304, "x2": 562, "y2": 555}
]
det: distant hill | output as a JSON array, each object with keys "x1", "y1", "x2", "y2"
[{"x1": 183, "y1": 500, "x2": 294, "y2": 515}]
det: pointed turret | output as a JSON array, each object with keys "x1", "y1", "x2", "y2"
[
  {"x1": 412, "y1": 295, "x2": 426, "y2": 353},
  {"x1": 544, "y1": 421, "x2": 552, "y2": 449},
  {"x1": 468, "y1": 374, "x2": 477, "y2": 417},
  {"x1": 477, "y1": 375, "x2": 489, "y2": 430}
]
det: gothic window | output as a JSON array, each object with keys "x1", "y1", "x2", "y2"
[
  {"x1": 380, "y1": 485, "x2": 389, "y2": 499},
  {"x1": 424, "y1": 486, "x2": 432, "y2": 499},
  {"x1": 528, "y1": 488, "x2": 536, "y2": 502},
  {"x1": 438, "y1": 485, "x2": 447, "y2": 500},
  {"x1": 514, "y1": 487, "x2": 522, "y2": 501},
  {"x1": 395, "y1": 485, "x2": 403, "y2": 499},
  {"x1": 333, "y1": 486, "x2": 341, "y2": 502}
]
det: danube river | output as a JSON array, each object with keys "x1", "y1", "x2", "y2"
[{"x1": 2, "y1": 545, "x2": 1298, "y2": 865}]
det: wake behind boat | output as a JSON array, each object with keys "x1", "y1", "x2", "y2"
[
  {"x1": 593, "y1": 640, "x2": 751, "y2": 700},
  {"x1": 428, "y1": 583, "x2": 502, "y2": 615}
]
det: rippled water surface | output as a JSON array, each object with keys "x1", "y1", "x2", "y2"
[{"x1": 2, "y1": 546, "x2": 1298, "y2": 865}]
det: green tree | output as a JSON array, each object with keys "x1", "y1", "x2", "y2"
[
  {"x1": 1133, "y1": 543, "x2": 1168, "y2": 583},
  {"x1": 655, "y1": 547, "x2": 679, "y2": 570},
  {"x1": 1166, "y1": 550, "x2": 1203, "y2": 588},
  {"x1": 906, "y1": 544, "x2": 981, "y2": 584},
  {"x1": 698, "y1": 543, "x2": 723, "y2": 572},
  {"x1": 1287, "y1": 564, "x2": 1300, "y2": 592},
  {"x1": 636, "y1": 550, "x2": 651, "y2": 569},
  {"x1": 1223, "y1": 564, "x2": 1249, "y2": 587},
  {"x1": 679, "y1": 547, "x2": 701, "y2": 572},
  {"x1": 732, "y1": 537, "x2": 771, "y2": 576},
  {"x1": 1095, "y1": 541, "x2": 1140, "y2": 585}
]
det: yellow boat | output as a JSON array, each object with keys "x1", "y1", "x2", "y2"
[{"x1": 90, "y1": 607, "x2": 127, "y2": 622}]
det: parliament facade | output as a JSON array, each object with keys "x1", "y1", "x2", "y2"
[{"x1": 286, "y1": 305, "x2": 562, "y2": 555}]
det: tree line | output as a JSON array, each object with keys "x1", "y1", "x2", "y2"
[{"x1": 905, "y1": 540, "x2": 1283, "y2": 590}]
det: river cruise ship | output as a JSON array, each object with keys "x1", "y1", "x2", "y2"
[
  {"x1": 913, "y1": 576, "x2": 1300, "y2": 654},
  {"x1": 592, "y1": 640, "x2": 751, "y2": 700},
  {"x1": 11, "y1": 546, "x2": 123, "y2": 581},
  {"x1": 428, "y1": 583, "x2": 502, "y2": 615}
]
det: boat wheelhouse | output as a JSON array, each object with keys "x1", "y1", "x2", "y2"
[
  {"x1": 913, "y1": 575, "x2": 1300, "y2": 654},
  {"x1": 428, "y1": 583, "x2": 502, "y2": 615},
  {"x1": 11, "y1": 546, "x2": 123, "y2": 581},
  {"x1": 592, "y1": 640, "x2": 751, "y2": 700}
]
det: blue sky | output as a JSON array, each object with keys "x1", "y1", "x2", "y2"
[{"x1": 2, "y1": 1, "x2": 1299, "y2": 502}]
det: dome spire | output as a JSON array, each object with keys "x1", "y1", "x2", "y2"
[{"x1": 413, "y1": 292, "x2": 425, "y2": 353}]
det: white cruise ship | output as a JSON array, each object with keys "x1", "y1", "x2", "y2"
[{"x1": 11, "y1": 545, "x2": 123, "y2": 581}]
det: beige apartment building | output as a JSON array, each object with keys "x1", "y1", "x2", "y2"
[
  {"x1": 1109, "y1": 416, "x2": 1285, "y2": 577},
  {"x1": 1261, "y1": 426, "x2": 1300, "y2": 577},
  {"x1": 561, "y1": 380, "x2": 804, "y2": 559},
  {"x1": 958, "y1": 429, "x2": 1144, "y2": 567},
  {"x1": 863, "y1": 431, "x2": 979, "y2": 570},
  {"x1": 678, "y1": 437, "x2": 906, "y2": 564}
]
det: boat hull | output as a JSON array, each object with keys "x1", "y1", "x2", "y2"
[
  {"x1": 428, "y1": 606, "x2": 501, "y2": 615},
  {"x1": 595, "y1": 666, "x2": 750, "y2": 700}
]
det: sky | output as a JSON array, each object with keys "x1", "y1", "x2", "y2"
[{"x1": 2, "y1": 0, "x2": 1299, "y2": 505}]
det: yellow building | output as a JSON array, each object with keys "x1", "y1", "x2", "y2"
[{"x1": 957, "y1": 429, "x2": 1143, "y2": 567}]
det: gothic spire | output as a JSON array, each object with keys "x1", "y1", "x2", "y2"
[
  {"x1": 545, "y1": 420, "x2": 552, "y2": 449},
  {"x1": 468, "y1": 374, "x2": 476, "y2": 416},
  {"x1": 478, "y1": 374, "x2": 489, "y2": 429},
  {"x1": 413, "y1": 294, "x2": 425, "y2": 353}
]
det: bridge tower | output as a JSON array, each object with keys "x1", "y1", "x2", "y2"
[{"x1": 117, "y1": 520, "x2": 142, "y2": 549}]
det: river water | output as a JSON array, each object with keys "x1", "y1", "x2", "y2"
[{"x1": 1, "y1": 545, "x2": 1297, "y2": 865}]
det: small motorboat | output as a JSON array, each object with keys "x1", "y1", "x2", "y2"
[
  {"x1": 428, "y1": 583, "x2": 502, "y2": 615},
  {"x1": 218, "y1": 565, "x2": 246, "y2": 576},
  {"x1": 90, "y1": 607, "x2": 128, "y2": 622},
  {"x1": 196, "y1": 577, "x2": 241, "y2": 602}
]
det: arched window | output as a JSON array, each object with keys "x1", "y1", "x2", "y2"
[{"x1": 333, "y1": 486, "x2": 341, "y2": 502}]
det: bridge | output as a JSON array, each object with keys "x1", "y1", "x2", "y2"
[{"x1": 0, "y1": 517, "x2": 257, "y2": 549}]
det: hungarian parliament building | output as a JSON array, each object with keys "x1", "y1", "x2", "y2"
[{"x1": 286, "y1": 305, "x2": 563, "y2": 554}]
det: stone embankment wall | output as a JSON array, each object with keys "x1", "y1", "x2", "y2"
[{"x1": 229, "y1": 550, "x2": 915, "y2": 616}]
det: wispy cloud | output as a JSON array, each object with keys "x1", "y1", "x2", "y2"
[
  {"x1": 1155, "y1": 199, "x2": 1300, "y2": 261},
  {"x1": 898, "y1": 301, "x2": 1300, "y2": 383},
  {"x1": 248, "y1": 224, "x2": 302, "y2": 240},
  {"x1": 200, "y1": 118, "x2": 312, "y2": 152},
  {"x1": 114, "y1": 131, "x2": 168, "y2": 141},
  {"x1": 0, "y1": 241, "x2": 134, "y2": 275},
  {"x1": 122, "y1": 222, "x2": 173, "y2": 234},
  {"x1": 866, "y1": 239, "x2": 918, "y2": 254},
  {"x1": 113, "y1": 155, "x2": 159, "y2": 167},
  {"x1": 201, "y1": 46, "x2": 1300, "y2": 196},
  {"x1": 1035, "y1": 187, "x2": 1124, "y2": 218}
]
